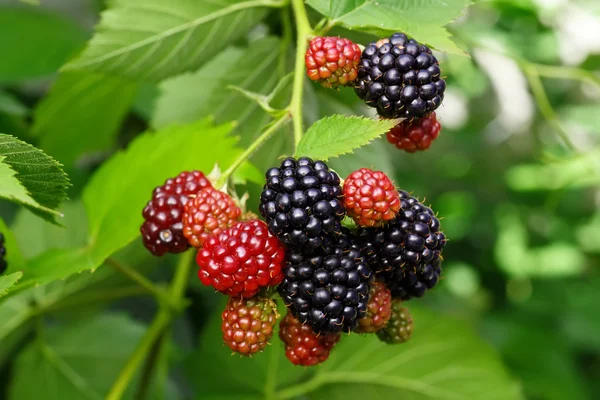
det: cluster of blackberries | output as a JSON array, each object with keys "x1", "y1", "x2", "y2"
[
  {"x1": 306, "y1": 32, "x2": 445, "y2": 153},
  {"x1": 257, "y1": 158, "x2": 446, "y2": 364}
]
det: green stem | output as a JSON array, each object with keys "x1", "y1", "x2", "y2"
[
  {"x1": 106, "y1": 251, "x2": 194, "y2": 400},
  {"x1": 522, "y1": 64, "x2": 578, "y2": 153},
  {"x1": 39, "y1": 286, "x2": 148, "y2": 314},
  {"x1": 532, "y1": 63, "x2": 600, "y2": 86},
  {"x1": 106, "y1": 258, "x2": 173, "y2": 308},
  {"x1": 217, "y1": 114, "x2": 291, "y2": 187},
  {"x1": 276, "y1": 373, "x2": 325, "y2": 399},
  {"x1": 290, "y1": 0, "x2": 313, "y2": 147}
]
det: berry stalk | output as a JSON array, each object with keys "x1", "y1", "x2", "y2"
[{"x1": 290, "y1": 0, "x2": 313, "y2": 146}]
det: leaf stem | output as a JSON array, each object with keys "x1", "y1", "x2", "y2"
[
  {"x1": 217, "y1": 114, "x2": 291, "y2": 187},
  {"x1": 522, "y1": 64, "x2": 578, "y2": 153},
  {"x1": 290, "y1": 0, "x2": 313, "y2": 147},
  {"x1": 106, "y1": 258, "x2": 173, "y2": 308},
  {"x1": 531, "y1": 63, "x2": 600, "y2": 86},
  {"x1": 105, "y1": 250, "x2": 194, "y2": 400}
]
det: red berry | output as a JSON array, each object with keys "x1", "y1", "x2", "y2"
[
  {"x1": 386, "y1": 113, "x2": 441, "y2": 153},
  {"x1": 221, "y1": 296, "x2": 279, "y2": 356},
  {"x1": 141, "y1": 171, "x2": 212, "y2": 256},
  {"x1": 355, "y1": 281, "x2": 393, "y2": 333},
  {"x1": 376, "y1": 300, "x2": 414, "y2": 344},
  {"x1": 305, "y1": 36, "x2": 361, "y2": 89},
  {"x1": 196, "y1": 219, "x2": 285, "y2": 298},
  {"x1": 182, "y1": 188, "x2": 241, "y2": 248},
  {"x1": 343, "y1": 168, "x2": 400, "y2": 227},
  {"x1": 279, "y1": 313, "x2": 340, "y2": 366}
]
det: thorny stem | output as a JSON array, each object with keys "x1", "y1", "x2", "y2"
[
  {"x1": 290, "y1": 0, "x2": 313, "y2": 147},
  {"x1": 106, "y1": 250, "x2": 194, "y2": 400}
]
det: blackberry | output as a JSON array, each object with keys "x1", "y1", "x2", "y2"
[
  {"x1": 377, "y1": 300, "x2": 414, "y2": 344},
  {"x1": 141, "y1": 171, "x2": 212, "y2": 256},
  {"x1": 0, "y1": 233, "x2": 7, "y2": 274},
  {"x1": 278, "y1": 233, "x2": 373, "y2": 333},
  {"x1": 354, "y1": 33, "x2": 445, "y2": 118},
  {"x1": 258, "y1": 157, "x2": 344, "y2": 250},
  {"x1": 279, "y1": 312, "x2": 340, "y2": 366},
  {"x1": 359, "y1": 190, "x2": 446, "y2": 300},
  {"x1": 305, "y1": 36, "x2": 361, "y2": 88},
  {"x1": 386, "y1": 112, "x2": 442, "y2": 153}
]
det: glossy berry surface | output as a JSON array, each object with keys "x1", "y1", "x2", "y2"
[
  {"x1": 279, "y1": 312, "x2": 340, "y2": 366},
  {"x1": 221, "y1": 296, "x2": 278, "y2": 355},
  {"x1": 141, "y1": 171, "x2": 212, "y2": 256},
  {"x1": 197, "y1": 220, "x2": 285, "y2": 298},
  {"x1": 359, "y1": 190, "x2": 446, "y2": 300},
  {"x1": 259, "y1": 157, "x2": 344, "y2": 251},
  {"x1": 386, "y1": 112, "x2": 441, "y2": 153},
  {"x1": 0, "y1": 233, "x2": 7, "y2": 274},
  {"x1": 343, "y1": 168, "x2": 401, "y2": 227},
  {"x1": 377, "y1": 300, "x2": 414, "y2": 344},
  {"x1": 305, "y1": 36, "x2": 361, "y2": 88},
  {"x1": 354, "y1": 32, "x2": 445, "y2": 118},
  {"x1": 355, "y1": 280, "x2": 392, "y2": 333},
  {"x1": 278, "y1": 234, "x2": 373, "y2": 333},
  {"x1": 183, "y1": 188, "x2": 241, "y2": 248}
]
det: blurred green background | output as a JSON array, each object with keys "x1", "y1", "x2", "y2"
[{"x1": 0, "y1": 0, "x2": 598, "y2": 399}]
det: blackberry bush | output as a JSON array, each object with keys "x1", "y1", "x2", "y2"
[
  {"x1": 354, "y1": 33, "x2": 446, "y2": 118},
  {"x1": 258, "y1": 157, "x2": 344, "y2": 250}
]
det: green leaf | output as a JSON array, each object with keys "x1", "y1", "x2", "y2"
[
  {"x1": 0, "y1": 135, "x2": 70, "y2": 222},
  {"x1": 560, "y1": 104, "x2": 600, "y2": 134},
  {"x1": 295, "y1": 115, "x2": 399, "y2": 160},
  {"x1": 0, "y1": 272, "x2": 23, "y2": 297},
  {"x1": 0, "y1": 8, "x2": 87, "y2": 82},
  {"x1": 9, "y1": 313, "x2": 177, "y2": 400},
  {"x1": 63, "y1": 0, "x2": 280, "y2": 81},
  {"x1": 152, "y1": 37, "x2": 280, "y2": 129},
  {"x1": 305, "y1": 0, "x2": 470, "y2": 55},
  {"x1": 32, "y1": 72, "x2": 137, "y2": 172},
  {"x1": 7, "y1": 119, "x2": 241, "y2": 296},
  {"x1": 186, "y1": 305, "x2": 522, "y2": 399},
  {"x1": 0, "y1": 90, "x2": 28, "y2": 117},
  {"x1": 0, "y1": 217, "x2": 26, "y2": 274}
]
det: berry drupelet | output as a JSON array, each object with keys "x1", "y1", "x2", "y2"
[
  {"x1": 141, "y1": 171, "x2": 212, "y2": 256},
  {"x1": 259, "y1": 157, "x2": 345, "y2": 251},
  {"x1": 354, "y1": 33, "x2": 446, "y2": 119}
]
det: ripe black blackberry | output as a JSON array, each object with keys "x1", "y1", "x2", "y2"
[
  {"x1": 359, "y1": 190, "x2": 446, "y2": 300},
  {"x1": 0, "y1": 233, "x2": 7, "y2": 274},
  {"x1": 354, "y1": 32, "x2": 446, "y2": 119},
  {"x1": 278, "y1": 233, "x2": 373, "y2": 333},
  {"x1": 258, "y1": 157, "x2": 344, "y2": 250}
]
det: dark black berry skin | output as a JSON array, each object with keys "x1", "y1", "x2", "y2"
[
  {"x1": 259, "y1": 157, "x2": 345, "y2": 250},
  {"x1": 278, "y1": 233, "x2": 373, "y2": 333},
  {"x1": 359, "y1": 190, "x2": 446, "y2": 300},
  {"x1": 0, "y1": 233, "x2": 7, "y2": 274},
  {"x1": 354, "y1": 33, "x2": 445, "y2": 119}
]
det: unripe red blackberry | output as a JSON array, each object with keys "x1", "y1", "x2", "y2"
[
  {"x1": 141, "y1": 171, "x2": 212, "y2": 256},
  {"x1": 278, "y1": 232, "x2": 373, "y2": 333},
  {"x1": 259, "y1": 157, "x2": 344, "y2": 251},
  {"x1": 359, "y1": 190, "x2": 446, "y2": 300},
  {"x1": 222, "y1": 296, "x2": 278, "y2": 356},
  {"x1": 386, "y1": 112, "x2": 441, "y2": 153},
  {"x1": 0, "y1": 233, "x2": 7, "y2": 274},
  {"x1": 355, "y1": 280, "x2": 392, "y2": 333},
  {"x1": 305, "y1": 36, "x2": 361, "y2": 89},
  {"x1": 343, "y1": 168, "x2": 400, "y2": 227},
  {"x1": 182, "y1": 188, "x2": 241, "y2": 248},
  {"x1": 354, "y1": 33, "x2": 445, "y2": 118},
  {"x1": 279, "y1": 312, "x2": 340, "y2": 366},
  {"x1": 377, "y1": 300, "x2": 413, "y2": 344},
  {"x1": 196, "y1": 220, "x2": 285, "y2": 298}
]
